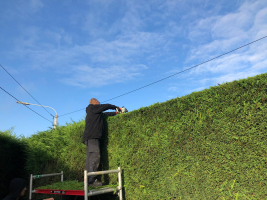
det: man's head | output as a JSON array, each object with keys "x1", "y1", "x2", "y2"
[
  {"x1": 90, "y1": 98, "x2": 100, "y2": 105},
  {"x1": 9, "y1": 178, "x2": 26, "y2": 198}
]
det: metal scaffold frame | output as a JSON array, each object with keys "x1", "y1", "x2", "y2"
[
  {"x1": 29, "y1": 171, "x2": 63, "y2": 200},
  {"x1": 29, "y1": 167, "x2": 123, "y2": 200},
  {"x1": 84, "y1": 167, "x2": 122, "y2": 200}
]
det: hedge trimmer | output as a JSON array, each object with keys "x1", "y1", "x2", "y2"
[{"x1": 116, "y1": 106, "x2": 128, "y2": 114}]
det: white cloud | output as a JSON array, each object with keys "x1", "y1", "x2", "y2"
[
  {"x1": 186, "y1": 0, "x2": 267, "y2": 56},
  {"x1": 3, "y1": 0, "x2": 190, "y2": 90},
  {"x1": 210, "y1": 70, "x2": 260, "y2": 85},
  {"x1": 168, "y1": 87, "x2": 178, "y2": 92},
  {"x1": 81, "y1": 0, "x2": 147, "y2": 37},
  {"x1": 1, "y1": 66, "x2": 19, "y2": 74},
  {"x1": 16, "y1": 82, "x2": 36, "y2": 94},
  {"x1": 85, "y1": 0, "x2": 115, "y2": 7},
  {"x1": 183, "y1": 0, "x2": 267, "y2": 87},
  {"x1": 59, "y1": 64, "x2": 148, "y2": 88},
  {"x1": 1, "y1": 0, "x2": 44, "y2": 20},
  {"x1": 63, "y1": 35, "x2": 72, "y2": 45},
  {"x1": 29, "y1": 0, "x2": 44, "y2": 13},
  {"x1": 211, "y1": 11, "x2": 253, "y2": 39},
  {"x1": 4, "y1": 0, "x2": 267, "y2": 91},
  {"x1": 112, "y1": 10, "x2": 145, "y2": 33},
  {"x1": 9, "y1": 25, "x2": 171, "y2": 87}
]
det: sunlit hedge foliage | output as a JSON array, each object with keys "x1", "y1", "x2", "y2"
[
  {"x1": 103, "y1": 73, "x2": 267, "y2": 199},
  {"x1": 2, "y1": 73, "x2": 267, "y2": 199}
]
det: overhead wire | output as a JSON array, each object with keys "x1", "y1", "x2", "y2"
[
  {"x1": 58, "y1": 35, "x2": 267, "y2": 117},
  {"x1": 0, "y1": 86, "x2": 53, "y2": 123},
  {"x1": 0, "y1": 64, "x2": 54, "y2": 117},
  {"x1": 58, "y1": 108, "x2": 85, "y2": 117}
]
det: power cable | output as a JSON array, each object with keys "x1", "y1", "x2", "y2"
[
  {"x1": 0, "y1": 86, "x2": 53, "y2": 123},
  {"x1": 58, "y1": 108, "x2": 85, "y2": 117},
  {"x1": 0, "y1": 64, "x2": 54, "y2": 117},
  {"x1": 58, "y1": 35, "x2": 267, "y2": 117}
]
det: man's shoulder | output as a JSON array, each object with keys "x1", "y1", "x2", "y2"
[
  {"x1": 89, "y1": 104, "x2": 113, "y2": 108},
  {"x1": 87, "y1": 104, "x2": 105, "y2": 113}
]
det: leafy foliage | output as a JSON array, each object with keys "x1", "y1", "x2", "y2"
[
  {"x1": 102, "y1": 73, "x2": 267, "y2": 199},
  {"x1": 2, "y1": 73, "x2": 267, "y2": 199},
  {"x1": 0, "y1": 128, "x2": 28, "y2": 198}
]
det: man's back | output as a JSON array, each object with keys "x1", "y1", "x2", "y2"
[{"x1": 83, "y1": 104, "x2": 117, "y2": 142}]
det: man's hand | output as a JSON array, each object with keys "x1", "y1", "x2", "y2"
[{"x1": 44, "y1": 198, "x2": 54, "y2": 200}]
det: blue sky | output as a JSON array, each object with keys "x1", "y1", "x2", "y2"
[{"x1": 1, "y1": 0, "x2": 267, "y2": 137}]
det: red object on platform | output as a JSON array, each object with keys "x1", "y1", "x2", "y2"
[{"x1": 35, "y1": 189, "x2": 84, "y2": 196}]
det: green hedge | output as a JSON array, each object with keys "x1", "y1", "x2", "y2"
[
  {"x1": 102, "y1": 73, "x2": 267, "y2": 199},
  {"x1": 0, "y1": 128, "x2": 28, "y2": 198},
  {"x1": 25, "y1": 120, "x2": 86, "y2": 185},
  {"x1": 2, "y1": 73, "x2": 267, "y2": 199}
]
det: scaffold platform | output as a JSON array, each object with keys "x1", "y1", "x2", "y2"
[{"x1": 29, "y1": 167, "x2": 122, "y2": 200}]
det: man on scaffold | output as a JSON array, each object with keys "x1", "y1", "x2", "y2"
[{"x1": 83, "y1": 98, "x2": 121, "y2": 187}]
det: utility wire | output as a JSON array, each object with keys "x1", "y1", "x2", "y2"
[
  {"x1": 58, "y1": 35, "x2": 267, "y2": 117},
  {"x1": 58, "y1": 108, "x2": 85, "y2": 117},
  {"x1": 0, "y1": 64, "x2": 54, "y2": 117},
  {"x1": 0, "y1": 86, "x2": 53, "y2": 123}
]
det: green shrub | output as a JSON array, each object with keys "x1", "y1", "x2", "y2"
[
  {"x1": 102, "y1": 73, "x2": 267, "y2": 199},
  {"x1": 0, "y1": 128, "x2": 28, "y2": 198},
  {"x1": 3, "y1": 73, "x2": 267, "y2": 199}
]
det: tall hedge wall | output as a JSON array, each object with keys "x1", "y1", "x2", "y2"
[
  {"x1": 2, "y1": 73, "x2": 267, "y2": 199},
  {"x1": 0, "y1": 129, "x2": 28, "y2": 199},
  {"x1": 103, "y1": 73, "x2": 267, "y2": 199}
]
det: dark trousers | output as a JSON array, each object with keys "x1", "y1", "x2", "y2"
[{"x1": 85, "y1": 139, "x2": 100, "y2": 183}]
